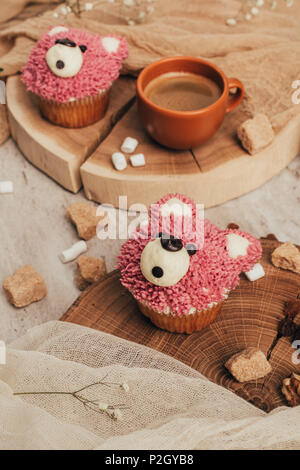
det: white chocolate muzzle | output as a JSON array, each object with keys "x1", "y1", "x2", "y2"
[
  {"x1": 140, "y1": 238, "x2": 190, "y2": 287},
  {"x1": 46, "y1": 44, "x2": 83, "y2": 78}
]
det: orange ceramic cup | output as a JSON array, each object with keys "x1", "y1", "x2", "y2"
[{"x1": 136, "y1": 56, "x2": 244, "y2": 150}]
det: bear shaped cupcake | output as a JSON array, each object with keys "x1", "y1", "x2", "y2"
[
  {"x1": 118, "y1": 194, "x2": 262, "y2": 334},
  {"x1": 22, "y1": 26, "x2": 128, "y2": 128}
]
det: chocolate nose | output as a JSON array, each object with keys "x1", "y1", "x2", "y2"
[{"x1": 152, "y1": 266, "x2": 164, "y2": 278}]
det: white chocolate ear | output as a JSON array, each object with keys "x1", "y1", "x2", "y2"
[
  {"x1": 101, "y1": 37, "x2": 120, "y2": 54},
  {"x1": 161, "y1": 198, "x2": 192, "y2": 217},
  {"x1": 226, "y1": 233, "x2": 250, "y2": 259},
  {"x1": 48, "y1": 26, "x2": 69, "y2": 37}
]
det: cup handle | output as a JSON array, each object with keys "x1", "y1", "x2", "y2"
[{"x1": 226, "y1": 78, "x2": 244, "y2": 113}]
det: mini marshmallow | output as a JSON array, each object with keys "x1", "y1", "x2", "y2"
[
  {"x1": 59, "y1": 241, "x2": 87, "y2": 263},
  {"x1": 0, "y1": 181, "x2": 13, "y2": 194},
  {"x1": 245, "y1": 263, "x2": 265, "y2": 281},
  {"x1": 121, "y1": 137, "x2": 139, "y2": 154},
  {"x1": 112, "y1": 152, "x2": 127, "y2": 171},
  {"x1": 130, "y1": 153, "x2": 145, "y2": 167}
]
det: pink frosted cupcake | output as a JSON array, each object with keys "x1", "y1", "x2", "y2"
[
  {"x1": 118, "y1": 194, "x2": 262, "y2": 334},
  {"x1": 22, "y1": 26, "x2": 128, "y2": 128}
]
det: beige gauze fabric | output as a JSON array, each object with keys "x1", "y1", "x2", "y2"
[
  {"x1": 0, "y1": 0, "x2": 60, "y2": 24},
  {"x1": 0, "y1": 320, "x2": 299, "y2": 450}
]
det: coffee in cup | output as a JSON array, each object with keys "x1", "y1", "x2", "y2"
[{"x1": 143, "y1": 72, "x2": 222, "y2": 112}]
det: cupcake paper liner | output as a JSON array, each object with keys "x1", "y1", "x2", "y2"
[
  {"x1": 37, "y1": 89, "x2": 110, "y2": 128},
  {"x1": 137, "y1": 300, "x2": 223, "y2": 334}
]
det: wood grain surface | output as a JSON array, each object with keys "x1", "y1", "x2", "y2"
[{"x1": 62, "y1": 238, "x2": 300, "y2": 412}]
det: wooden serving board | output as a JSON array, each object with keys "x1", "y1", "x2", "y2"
[
  {"x1": 81, "y1": 103, "x2": 300, "y2": 208},
  {"x1": 81, "y1": 107, "x2": 299, "y2": 209},
  {"x1": 7, "y1": 75, "x2": 300, "y2": 207},
  {"x1": 62, "y1": 238, "x2": 300, "y2": 412}
]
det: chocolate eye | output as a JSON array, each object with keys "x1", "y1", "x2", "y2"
[
  {"x1": 186, "y1": 243, "x2": 197, "y2": 256},
  {"x1": 55, "y1": 38, "x2": 76, "y2": 47},
  {"x1": 160, "y1": 236, "x2": 183, "y2": 252},
  {"x1": 79, "y1": 45, "x2": 87, "y2": 53},
  {"x1": 152, "y1": 266, "x2": 164, "y2": 278},
  {"x1": 56, "y1": 60, "x2": 65, "y2": 69}
]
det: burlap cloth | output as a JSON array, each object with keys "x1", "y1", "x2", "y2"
[
  {"x1": 0, "y1": 0, "x2": 300, "y2": 144},
  {"x1": 0, "y1": 320, "x2": 299, "y2": 450}
]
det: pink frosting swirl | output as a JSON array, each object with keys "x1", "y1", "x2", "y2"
[
  {"x1": 22, "y1": 26, "x2": 128, "y2": 103},
  {"x1": 118, "y1": 194, "x2": 262, "y2": 316}
]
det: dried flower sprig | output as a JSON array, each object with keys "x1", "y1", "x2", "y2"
[
  {"x1": 13, "y1": 375, "x2": 130, "y2": 421},
  {"x1": 53, "y1": 0, "x2": 156, "y2": 25},
  {"x1": 226, "y1": 0, "x2": 294, "y2": 26}
]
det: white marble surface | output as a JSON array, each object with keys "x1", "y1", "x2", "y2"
[{"x1": 0, "y1": 137, "x2": 299, "y2": 343}]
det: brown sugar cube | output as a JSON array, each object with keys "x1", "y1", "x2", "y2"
[
  {"x1": 271, "y1": 242, "x2": 300, "y2": 275},
  {"x1": 225, "y1": 347, "x2": 272, "y2": 383},
  {"x1": 76, "y1": 256, "x2": 107, "y2": 290},
  {"x1": 66, "y1": 202, "x2": 108, "y2": 241},
  {"x1": 3, "y1": 265, "x2": 47, "y2": 308},
  {"x1": 237, "y1": 113, "x2": 275, "y2": 155}
]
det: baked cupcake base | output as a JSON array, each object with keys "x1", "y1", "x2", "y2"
[
  {"x1": 137, "y1": 300, "x2": 223, "y2": 334},
  {"x1": 37, "y1": 89, "x2": 110, "y2": 128}
]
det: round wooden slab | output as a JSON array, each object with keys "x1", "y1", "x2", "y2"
[
  {"x1": 62, "y1": 238, "x2": 300, "y2": 412},
  {"x1": 6, "y1": 76, "x2": 136, "y2": 193},
  {"x1": 81, "y1": 103, "x2": 300, "y2": 208}
]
